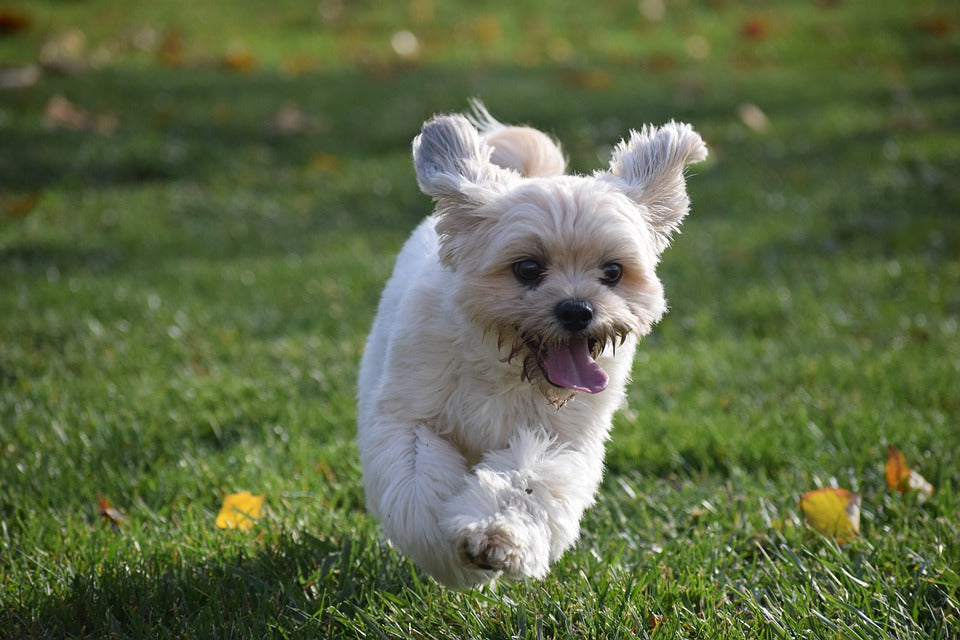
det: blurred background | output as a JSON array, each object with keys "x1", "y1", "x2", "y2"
[{"x1": 2, "y1": 0, "x2": 959, "y2": 496}]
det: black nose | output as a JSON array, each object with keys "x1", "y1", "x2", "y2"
[{"x1": 554, "y1": 299, "x2": 594, "y2": 333}]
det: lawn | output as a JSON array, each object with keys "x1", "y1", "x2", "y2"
[{"x1": 1, "y1": 1, "x2": 959, "y2": 638}]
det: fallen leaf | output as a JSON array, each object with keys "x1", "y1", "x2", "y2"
[
  {"x1": 279, "y1": 54, "x2": 322, "y2": 76},
  {"x1": 1, "y1": 192, "x2": 41, "y2": 218},
  {"x1": 39, "y1": 27, "x2": 89, "y2": 74},
  {"x1": 97, "y1": 495, "x2": 127, "y2": 527},
  {"x1": 740, "y1": 17, "x2": 770, "y2": 40},
  {"x1": 885, "y1": 446, "x2": 934, "y2": 496},
  {"x1": 560, "y1": 68, "x2": 615, "y2": 91},
  {"x1": 915, "y1": 15, "x2": 954, "y2": 38},
  {"x1": 44, "y1": 95, "x2": 89, "y2": 130},
  {"x1": 649, "y1": 614, "x2": 667, "y2": 631},
  {"x1": 799, "y1": 487, "x2": 860, "y2": 544},
  {"x1": 472, "y1": 15, "x2": 502, "y2": 44},
  {"x1": 221, "y1": 48, "x2": 258, "y2": 72},
  {"x1": 157, "y1": 27, "x2": 185, "y2": 66},
  {"x1": 738, "y1": 102, "x2": 769, "y2": 133},
  {"x1": 216, "y1": 491, "x2": 264, "y2": 530},
  {"x1": 270, "y1": 105, "x2": 313, "y2": 133},
  {"x1": 306, "y1": 152, "x2": 342, "y2": 175},
  {"x1": 0, "y1": 9, "x2": 32, "y2": 35},
  {"x1": 44, "y1": 95, "x2": 119, "y2": 133}
]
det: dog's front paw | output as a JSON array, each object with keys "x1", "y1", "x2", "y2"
[
  {"x1": 455, "y1": 514, "x2": 550, "y2": 579},
  {"x1": 458, "y1": 522, "x2": 522, "y2": 573}
]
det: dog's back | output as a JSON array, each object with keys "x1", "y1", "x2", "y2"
[
  {"x1": 483, "y1": 126, "x2": 565, "y2": 178},
  {"x1": 469, "y1": 100, "x2": 565, "y2": 178}
]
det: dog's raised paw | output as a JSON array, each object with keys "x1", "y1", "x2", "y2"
[{"x1": 457, "y1": 523, "x2": 525, "y2": 575}]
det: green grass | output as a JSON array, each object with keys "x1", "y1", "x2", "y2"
[{"x1": 2, "y1": 0, "x2": 959, "y2": 637}]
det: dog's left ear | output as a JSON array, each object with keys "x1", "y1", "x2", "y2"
[
  {"x1": 413, "y1": 114, "x2": 516, "y2": 266},
  {"x1": 413, "y1": 114, "x2": 512, "y2": 204},
  {"x1": 604, "y1": 122, "x2": 707, "y2": 252}
]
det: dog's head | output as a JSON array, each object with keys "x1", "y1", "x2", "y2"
[{"x1": 412, "y1": 108, "x2": 706, "y2": 405}]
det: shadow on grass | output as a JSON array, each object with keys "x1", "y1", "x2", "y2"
[{"x1": 4, "y1": 531, "x2": 431, "y2": 639}]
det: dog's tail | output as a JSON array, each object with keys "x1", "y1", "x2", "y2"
[{"x1": 468, "y1": 99, "x2": 566, "y2": 178}]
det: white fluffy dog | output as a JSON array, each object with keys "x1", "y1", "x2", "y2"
[{"x1": 357, "y1": 103, "x2": 706, "y2": 588}]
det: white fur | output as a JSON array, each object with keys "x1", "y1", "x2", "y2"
[{"x1": 357, "y1": 104, "x2": 706, "y2": 587}]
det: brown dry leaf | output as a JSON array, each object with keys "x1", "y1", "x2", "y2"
[
  {"x1": 97, "y1": 495, "x2": 128, "y2": 527},
  {"x1": 1, "y1": 192, "x2": 41, "y2": 218},
  {"x1": 0, "y1": 9, "x2": 32, "y2": 35},
  {"x1": 44, "y1": 95, "x2": 118, "y2": 134},
  {"x1": 44, "y1": 95, "x2": 89, "y2": 130},
  {"x1": 915, "y1": 15, "x2": 954, "y2": 38},
  {"x1": 216, "y1": 491, "x2": 265, "y2": 530},
  {"x1": 885, "y1": 446, "x2": 934, "y2": 496},
  {"x1": 221, "y1": 44, "x2": 258, "y2": 72},
  {"x1": 740, "y1": 17, "x2": 770, "y2": 40},
  {"x1": 279, "y1": 54, "x2": 322, "y2": 76},
  {"x1": 560, "y1": 68, "x2": 615, "y2": 91},
  {"x1": 799, "y1": 487, "x2": 860, "y2": 544},
  {"x1": 157, "y1": 27, "x2": 185, "y2": 66},
  {"x1": 649, "y1": 614, "x2": 668, "y2": 632}
]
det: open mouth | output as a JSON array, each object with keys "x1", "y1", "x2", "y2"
[{"x1": 514, "y1": 336, "x2": 608, "y2": 394}]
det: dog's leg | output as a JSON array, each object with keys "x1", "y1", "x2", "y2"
[
  {"x1": 362, "y1": 421, "x2": 501, "y2": 586},
  {"x1": 440, "y1": 429, "x2": 603, "y2": 580}
]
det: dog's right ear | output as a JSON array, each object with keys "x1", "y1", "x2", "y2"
[
  {"x1": 413, "y1": 115, "x2": 516, "y2": 266},
  {"x1": 413, "y1": 114, "x2": 512, "y2": 203}
]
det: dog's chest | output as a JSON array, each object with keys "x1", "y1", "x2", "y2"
[{"x1": 437, "y1": 379, "x2": 603, "y2": 465}]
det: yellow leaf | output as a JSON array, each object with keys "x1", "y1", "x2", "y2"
[
  {"x1": 799, "y1": 487, "x2": 860, "y2": 544},
  {"x1": 216, "y1": 491, "x2": 264, "y2": 530},
  {"x1": 885, "y1": 446, "x2": 934, "y2": 496},
  {"x1": 560, "y1": 68, "x2": 616, "y2": 91},
  {"x1": 306, "y1": 152, "x2": 342, "y2": 175}
]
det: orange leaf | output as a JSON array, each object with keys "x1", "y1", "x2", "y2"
[
  {"x1": 740, "y1": 17, "x2": 770, "y2": 40},
  {"x1": 216, "y1": 491, "x2": 264, "y2": 530},
  {"x1": 799, "y1": 487, "x2": 860, "y2": 544},
  {"x1": 885, "y1": 446, "x2": 934, "y2": 496},
  {"x1": 221, "y1": 49, "x2": 258, "y2": 73},
  {"x1": 1, "y1": 192, "x2": 41, "y2": 218},
  {"x1": 0, "y1": 9, "x2": 32, "y2": 35},
  {"x1": 97, "y1": 495, "x2": 127, "y2": 528},
  {"x1": 885, "y1": 446, "x2": 910, "y2": 491}
]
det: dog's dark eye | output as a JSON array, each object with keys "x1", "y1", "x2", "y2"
[
  {"x1": 513, "y1": 259, "x2": 544, "y2": 285},
  {"x1": 600, "y1": 262, "x2": 623, "y2": 286}
]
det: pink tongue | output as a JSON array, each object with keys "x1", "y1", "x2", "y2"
[{"x1": 542, "y1": 337, "x2": 609, "y2": 393}]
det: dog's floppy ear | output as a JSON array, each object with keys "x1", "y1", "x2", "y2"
[
  {"x1": 605, "y1": 122, "x2": 707, "y2": 252},
  {"x1": 413, "y1": 114, "x2": 516, "y2": 266},
  {"x1": 413, "y1": 114, "x2": 511, "y2": 203}
]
